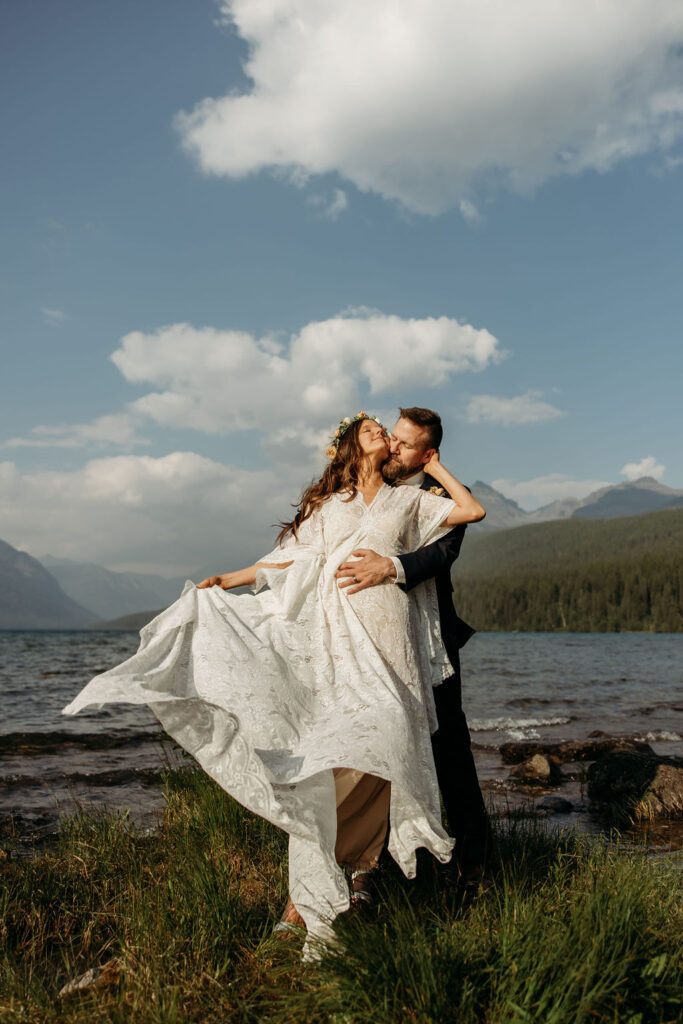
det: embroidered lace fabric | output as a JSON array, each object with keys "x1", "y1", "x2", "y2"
[{"x1": 62, "y1": 484, "x2": 457, "y2": 953}]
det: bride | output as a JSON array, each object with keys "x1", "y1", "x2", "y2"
[{"x1": 63, "y1": 413, "x2": 485, "y2": 954}]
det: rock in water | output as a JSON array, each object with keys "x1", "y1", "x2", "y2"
[
  {"x1": 587, "y1": 752, "x2": 683, "y2": 824},
  {"x1": 500, "y1": 738, "x2": 654, "y2": 765},
  {"x1": 509, "y1": 754, "x2": 561, "y2": 786},
  {"x1": 536, "y1": 795, "x2": 574, "y2": 814}
]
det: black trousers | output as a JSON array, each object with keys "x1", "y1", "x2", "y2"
[{"x1": 431, "y1": 657, "x2": 491, "y2": 865}]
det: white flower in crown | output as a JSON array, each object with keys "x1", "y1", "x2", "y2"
[{"x1": 429, "y1": 486, "x2": 446, "y2": 496}]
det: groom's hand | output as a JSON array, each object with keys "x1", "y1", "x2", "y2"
[{"x1": 336, "y1": 548, "x2": 397, "y2": 594}]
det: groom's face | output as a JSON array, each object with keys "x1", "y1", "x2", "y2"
[{"x1": 384, "y1": 417, "x2": 435, "y2": 480}]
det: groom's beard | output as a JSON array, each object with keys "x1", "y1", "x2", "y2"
[{"x1": 382, "y1": 454, "x2": 417, "y2": 483}]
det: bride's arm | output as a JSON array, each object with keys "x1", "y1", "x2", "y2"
[
  {"x1": 197, "y1": 561, "x2": 294, "y2": 590},
  {"x1": 423, "y1": 454, "x2": 486, "y2": 526}
]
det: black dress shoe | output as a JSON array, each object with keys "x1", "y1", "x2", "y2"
[{"x1": 459, "y1": 860, "x2": 493, "y2": 890}]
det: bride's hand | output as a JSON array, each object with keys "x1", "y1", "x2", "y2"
[
  {"x1": 197, "y1": 574, "x2": 234, "y2": 589},
  {"x1": 423, "y1": 450, "x2": 441, "y2": 475}
]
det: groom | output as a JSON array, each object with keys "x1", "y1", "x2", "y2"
[{"x1": 336, "y1": 406, "x2": 491, "y2": 877}]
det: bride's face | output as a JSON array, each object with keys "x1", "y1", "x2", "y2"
[{"x1": 357, "y1": 419, "x2": 390, "y2": 458}]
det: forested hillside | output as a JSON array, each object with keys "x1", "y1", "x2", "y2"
[{"x1": 454, "y1": 508, "x2": 683, "y2": 632}]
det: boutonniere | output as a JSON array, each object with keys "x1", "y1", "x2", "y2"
[{"x1": 429, "y1": 486, "x2": 445, "y2": 496}]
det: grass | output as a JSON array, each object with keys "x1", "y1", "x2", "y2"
[{"x1": 1, "y1": 767, "x2": 681, "y2": 1024}]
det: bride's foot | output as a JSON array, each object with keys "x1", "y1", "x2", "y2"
[
  {"x1": 349, "y1": 868, "x2": 375, "y2": 908},
  {"x1": 272, "y1": 899, "x2": 306, "y2": 938}
]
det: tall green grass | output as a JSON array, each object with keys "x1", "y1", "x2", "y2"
[{"x1": 1, "y1": 767, "x2": 680, "y2": 1023}]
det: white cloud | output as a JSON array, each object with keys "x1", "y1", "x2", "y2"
[
  {"x1": 1, "y1": 414, "x2": 145, "y2": 450},
  {"x1": 4, "y1": 311, "x2": 503, "y2": 459},
  {"x1": 0, "y1": 454, "x2": 287, "y2": 576},
  {"x1": 464, "y1": 391, "x2": 564, "y2": 426},
  {"x1": 176, "y1": 0, "x2": 683, "y2": 213},
  {"x1": 657, "y1": 153, "x2": 683, "y2": 173},
  {"x1": 458, "y1": 199, "x2": 481, "y2": 224},
  {"x1": 620, "y1": 455, "x2": 666, "y2": 481},
  {"x1": 41, "y1": 307, "x2": 68, "y2": 326},
  {"x1": 112, "y1": 312, "x2": 503, "y2": 454},
  {"x1": 492, "y1": 473, "x2": 611, "y2": 511},
  {"x1": 308, "y1": 188, "x2": 349, "y2": 220}
]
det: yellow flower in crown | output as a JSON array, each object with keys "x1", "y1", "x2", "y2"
[{"x1": 325, "y1": 411, "x2": 386, "y2": 458}]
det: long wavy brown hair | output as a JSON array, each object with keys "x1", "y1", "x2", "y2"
[{"x1": 276, "y1": 418, "x2": 382, "y2": 545}]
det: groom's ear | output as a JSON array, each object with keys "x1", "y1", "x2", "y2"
[{"x1": 421, "y1": 447, "x2": 436, "y2": 466}]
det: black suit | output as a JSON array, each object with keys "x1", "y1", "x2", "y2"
[{"x1": 397, "y1": 475, "x2": 490, "y2": 866}]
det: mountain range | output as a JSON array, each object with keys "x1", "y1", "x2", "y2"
[
  {"x1": 468, "y1": 475, "x2": 683, "y2": 531},
  {"x1": 1, "y1": 475, "x2": 682, "y2": 629},
  {"x1": 0, "y1": 539, "x2": 95, "y2": 630},
  {"x1": 38, "y1": 555, "x2": 186, "y2": 623}
]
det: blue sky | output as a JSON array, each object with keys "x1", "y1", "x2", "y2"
[{"x1": 1, "y1": 0, "x2": 682, "y2": 573}]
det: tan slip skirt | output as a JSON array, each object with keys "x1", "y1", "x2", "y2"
[{"x1": 333, "y1": 767, "x2": 390, "y2": 871}]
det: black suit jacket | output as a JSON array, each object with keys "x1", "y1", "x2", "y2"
[{"x1": 397, "y1": 475, "x2": 475, "y2": 668}]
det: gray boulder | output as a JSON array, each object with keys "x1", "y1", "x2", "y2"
[
  {"x1": 535, "y1": 795, "x2": 574, "y2": 814},
  {"x1": 500, "y1": 738, "x2": 654, "y2": 765},
  {"x1": 509, "y1": 754, "x2": 562, "y2": 787},
  {"x1": 587, "y1": 751, "x2": 683, "y2": 824}
]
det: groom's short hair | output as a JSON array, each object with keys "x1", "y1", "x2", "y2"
[{"x1": 398, "y1": 407, "x2": 443, "y2": 450}]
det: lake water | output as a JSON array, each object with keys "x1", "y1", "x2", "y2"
[{"x1": 1, "y1": 630, "x2": 681, "y2": 849}]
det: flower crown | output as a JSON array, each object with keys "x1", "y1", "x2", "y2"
[{"x1": 325, "y1": 411, "x2": 386, "y2": 459}]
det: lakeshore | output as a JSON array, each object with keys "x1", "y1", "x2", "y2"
[
  {"x1": 1, "y1": 629, "x2": 682, "y2": 1020},
  {"x1": 1, "y1": 766, "x2": 681, "y2": 1023},
  {"x1": 1, "y1": 630, "x2": 681, "y2": 853}
]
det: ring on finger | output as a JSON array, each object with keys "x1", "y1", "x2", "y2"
[{"x1": 353, "y1": 575, "x2": 359, "y2": 583}]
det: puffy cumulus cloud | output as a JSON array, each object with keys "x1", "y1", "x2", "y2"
[
  {"x1": 620, "y1": 455, "x2": 666, "y2": 481},
  {"x1": 3, "y1": 312, "x2": 502, "y2": 461},
  {"x1": 112, "y1": 312, "x2": 503, "y2": 454},
  {"x1": 0, "y1": 454, "x2": 289, "y2": 576},
  {"x1": 176, "y1": 0, "x2": 683, "y2": 214},
  {"x1": 464, "y1": 390, "x2": 564, "y2": 426},
  {"x1": 492, "y1": 473, "x2": 611, "y2": 511}
]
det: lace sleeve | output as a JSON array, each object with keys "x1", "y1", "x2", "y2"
[{"x1": 408, "y1": 490, "x2": 458, "y2": 550}]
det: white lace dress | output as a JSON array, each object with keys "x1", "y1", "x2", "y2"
[{"x1": 63, "y1": 483, "x2": 457, "y2": 951}]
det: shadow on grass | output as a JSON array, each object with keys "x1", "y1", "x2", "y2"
[{"x1": 1, "y1": 766, "x2": 681, "y2": 1023}]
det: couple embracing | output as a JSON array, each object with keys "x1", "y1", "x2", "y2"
[{"x1": 64, "y1": 406, "x2": 490, "y2": 956}]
